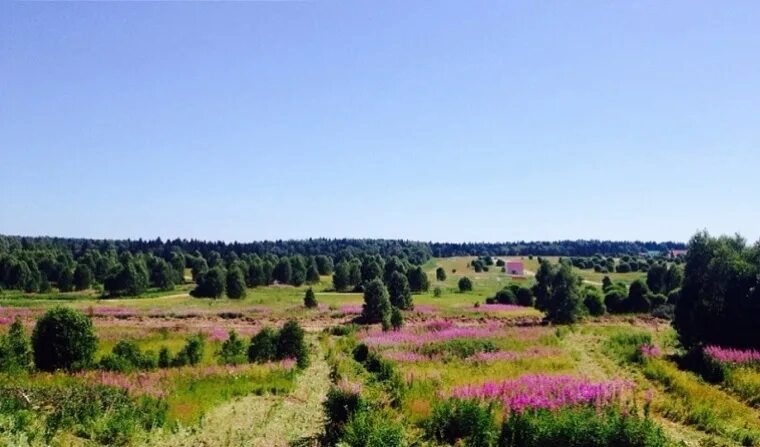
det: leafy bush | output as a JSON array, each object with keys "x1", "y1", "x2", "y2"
[
  {"x1": 390, "y1": 307, "x2": 404, "y2": 330},
  {"x1": 276, "y1": 320, "x2": 309, "y2": 369},
  {"x1": 323, "y1": 385, "x2": 365, "y2": 445},
  {"x1": 494, "y1": 288, "x2": 517, "y2": 305},
  {"x1": 603, "y1": 331, "x2": 653, "y2": 364},
  {"x1": 218, "y1": 330, "x2": 247, "y2": 365},
  {"x1": 100, "y1": 339, "x2": 157, "y2": 372},
  {"x1": 583, "y1": 286, "x2": 606, "y2": 316},
  {"x1": 304, "y1": 287, "x2": 318, "y2": 309},
  {"x1": 459, "y1": 277, "x2": 473, "y2": 292},
  {"x1": 352, "y1": 343, "x2": 369, "y2": 363},
  {"x1": 419, "y1": 339, "x2": 497, "y2": 359},
  {"x1": 158, "y1": 346, "x2": 171, "y2": 368},
  {"x1": 516, "y1": 287, "x2": 534, "y2": 306},
  {"x1": 339, "y1": 407, "x2": 407, "y2": 447},
  {"x1": 172, "y1": 334, "x2": 204, "y2": 367},
  {"x1": 248, "y1": 327, "x2": 278, "y2": 363},
  {"x1": 0, "y1": 317, "x2": 32, "y2": 372},
  {"x1": 500, "y1": 406, "x2": 669, "y2": 447},
  {"x1": 425, "y1": 399, "x2": 497, "y2": 447},
  {"x1": 32, "y1": 306, "x2": 98, "y2": 371},
  {"x1": 433, "y1": 287, "x2": 443, "y2": 298}
]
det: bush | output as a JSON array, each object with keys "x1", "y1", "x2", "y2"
[
  {"x1": 425, "y1": 399, "x2": 497, "y2": 447},
  {"x1": 32, "y1": 306, "x2": 98, "y2": 371},
  {"x1": 218, "y1": 330, "x2": 247, "y2": 365},
  {"x1": 627, "y1": 279, "x2": 652, "y2": 313},
  {"x1": 500, "y1": 406, "x2": 669, "y2": 447},
  {"x1": 362, "y1": 279, "x2": 392, "y2": 325},
  {"x1": 225, "y1": 267, "x2": 247, "y2": 299},
  {"x1": 419, "y1": 339, "x2": 497, "y2": 359},
  {"x1": 604, "y1": 287, "x2": 627, "y2": 314},
  {"x1": 276, "y1": 319, "x2": 309, "y2": 368},
  {"x1": 0, "y1": 317, "x2": 32, "y2": 372},
  {"x1": 458, "y1": 277, "x2": 473, "y2": 292},
  {"x1": 248, "y1": 327, "x2": 278, "y2": 363},
  {"x1": 100, "y1": 339, "x2": 157, "y2": 372},
  {"x1": 494, "y1": 288, "x2": 517, "y2": 305},
  {"x1": 582, "y1": 286, "x2": 606, "y2": 316},
  {"x1": 352, "y1": 343, "x2": 369, "y2": 363},
  {"x1": 158, "y1": 346, "x2": 171, "y2": 368},
  {"x1": 667, "y1": 288, "x2": 681, "y2": 305},
  {"x1": 603, "y1": 331, "x2": 653, "y2": 364},
  {"x1": 339, "y1": 407, "x2": 407, "y2": 447},
  {"x1": 649, "y1": 293, "x2": 667, "y2": 307},
  {"x1": 304, "y1": 287, "x2": 318, "y2": 309},
  {"x1": 323, "y1": 385, "x2": 365, "y2": 445},
  {"x1": 172, "y1": 334, "x2": 204, "y2": 367},
  {"x1": 516, "y1": 287, "x2": 534, "y2": 306},
  {"x1": 390, "y1": 307, "x2": 404, "y2": 330},
  {"x1": 433, "y1": 286, "x2": 443, "y2": 298},
  {"x1": 436, "y1": 267, "x2": 447, "y2": 281}
]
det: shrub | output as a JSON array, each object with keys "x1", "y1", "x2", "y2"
[
  {"x1": 425, "y1": 399, "x2": 497, "y2": 447},
  {"x1": 458, "y1": 277, "x2": 473, "y2": 292},
  {"x1": 225, "y1": 267, "x2": 247, "y2": 299},
  {"x1": 627, "y1": 279, "x2": 651, "y2": 313},
  {"x1": 191, "y1": 266, "x2": 225, "y2": 298},
  {"x1": 667, "y1": 288, "x2": 681, "y2": 305},
  {"x1": 100, "y1": 339, "x2": 157, "y2": 372},
  {"x1": 582, "y1": 286, "x2": 606, "y2": 316},
  {"x1": 0, "y1": 317, "x2": 32, "y2": 372},
  {"x1": 172, "y1": 334, "x2": 204, "y2": 367},
  {"x1": 649, "y1": 293, "x2": 667, "y2": 307},
  {"x1": 248, "y1": 327, "x2": 278, "y2": 363},
  {"x1": 494, "y1": 288, "x2": 517, "y2": 305},
  {"x1": 352, "y1": 343, "x2": 369, "y2": 363},
  {"x1": 276, "y1": 319, "x2": 309, "y2": 368},
  {"x1": 362, "y1": 279, "x2": 392, "y2": 325},
  {"x1": 158, "y1": 346, "x2": 171, "y2": 368},
  {"x1": 218, "y1": 329, "x2": 247, "y2": 365},
  {"x1": 604, "y1": 287, "x2": 627, "y2": 313},
  {"x1": 433, "y1": 286, "x2": 443, "y2": 298},
  {"x1": 436, "y1": 267, "x2": 447, "y2": 281},
  {"x1": 339, "y1": 407, "x2": 407, "y2": 447},
  {"x1": 516, "y1": 287, "x2": 534, "y2": 306},
  {"x1": 390, "y1": 307, "x2": 404, "y2": 330},
  {"x1": 500, "y1": 406, "x2": 669, "y2": 447},
  {"x1": 603, "y1": 331, "x2": 653, "y2": 364},
  {"x1": 323, "y1": 385, "x2": 365, "y2": 445},
  {"x1": 304, "y1": 287, "x2": 318, "y2": 309},
  {"x1": 419, "y1": 339, "x2": 497, "y2": 359},
  {"x1": 32, "y1": 306, "x2": 98, "y2": 371}
]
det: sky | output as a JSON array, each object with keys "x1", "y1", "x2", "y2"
[{"x1": 1, "y1": 1, "x2": 759, "y2": 243}]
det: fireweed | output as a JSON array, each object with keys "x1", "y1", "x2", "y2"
[
  {"x1": 639, "y1": 344, "x2": 662, "y2": 359},
  {"x1": 449, "y1": 374, "x2": 634, "y2": 413},
  {"x1": 704, "y1": 345, "x2": 760, "y2": 365},
  {"x1": 361, "y1": 324, "x2": 503, "y2": 347}
]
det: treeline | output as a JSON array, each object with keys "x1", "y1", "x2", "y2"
[{"x1": 429, "y1": 240, "x2": 684, "y2": 257}]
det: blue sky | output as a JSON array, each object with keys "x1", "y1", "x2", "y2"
[{"x1": 1, "y1": 1, "x2": 759, "y2": 243}]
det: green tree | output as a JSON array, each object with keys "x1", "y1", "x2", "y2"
[
  {"x1": 626, "y1": 279, "x2": 651, "y2": 313},
  {"x1": 362, "y1": 279, "x2": 392, "y2": 325},
  {"x1": 191, "y1": 266, "x2": 226, "y2": 298},
  {"x1": 290, "y1": 256, "x2": 306, "y2": 286},
  {"x1": 545, "y1": 264, "x2": 584, "y2": 324},
  {"x1": 169, "y1": 251, "x2": 186, "y2": 284},
  {"x1": 32, "y1": 307, "x2": 98, "y2": 371},
  {"x1": 532, "y1": 260, "x2": 556, "y2": 311},
  {"x1": 646, "y1": 263, "x2": 667, "y2": 294},
  {"x1": 276, "y1": 320, "x2": 309, "y2": 368},
  {"x1": 273, "y1": 257, "x2": 292, "y2": 285},
  {"x1": 458, "y1": 276, "x2": 473, "y2": 292},
  {"x1": 333, "y1": 261, "x2": 351, "y2": 292},
  {"x1": 248, "y1": 327, "x2": 278, "y2": 363},
  {"x1": 435, "y1": 267, "x2": 447, "y2": 281},
  {"x1": 582, "y1": 285, "x2": 606, "y2": 316},
  {"x1": 305, "y1": 262, "x2": 321, "y2": 284},
  {"x1": 73, "y1": 264, "x2": 93, "y2": 291},
  {"x1": 315, "y1": 255, "x2": 334, "y2": 275},
  {"x1": 407, "y1": 266, "x2": 430, "y2": 292},
  {"x1": 494, "y1": 288, "x2": 517, "y2": 305},
  {"x1": 173, "y1": 334, "x2": 204, "y2": 366},
  {"x1": 304, "y1": 287, "x2": 318, "y2": 308},
  {"x1": 218, "y1": 330, "x2": 247, "y2": 365},
  {"x1": 664, "y1": 263, "x2": 684, "y2": 293},
  {"x1": 516, "y1": 287, "x2": 534, "y2": 307},
  {"x1": 390, "y1": 307, "x2": 404, "y2": 330},
  {"x1": 226, "y1": 266, "x2": 247, "y2": 299},
  {"x1": 387, "y1": 270, "x2": 412, "y2": 310},
  {"x1": 150, "y1": 258, "x2": 175, "y2": 291},
  {"x1": 0, "y1": 317, "x2": 32, "y2": 372},
  {"x1": 58, "y1": 268, "x2": 74, "y2": 292}
]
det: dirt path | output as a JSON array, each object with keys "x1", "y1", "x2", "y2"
[{"x1": 149, "y1": 338, "x2": 330, "y2": 447}]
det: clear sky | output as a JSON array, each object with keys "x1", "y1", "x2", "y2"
[{"x1": 2, "y1": 1, "x2": 759, "y2": 243}]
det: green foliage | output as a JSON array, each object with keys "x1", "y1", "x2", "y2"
[
  {"x1": 338, "y1": 407, "x2": 407, "y2": 447},
  {"x1": 516, "y1": 286, "x2": 534, "y2": 306},
  {"x1": 407, "y1": 266, "x2": 429, "y2": 292},
  {"x1": 305, "y1": 262, "x2": 321, "y2": 284},
  {"x1": 304, "y1": 287, "x2": 318, "y2": 308},
  {"x1": 57, "y1": 268, "x2": 74, "y2": 292},
  {"x1": 433, "y1": 286, "x2": 443, "y2": 298},
  {"x1": 425, "y1": 399, "x2": 497, "y2": 447},
  {"x1": 150, "y1": 258, "x2": 175, "y2": 291},
  {"x1": 675, "y1": 231, "x2": 760, "y2": 349},
  {"x1": 627, "y1": 279, "x2": 651, "y2": 313},
  {"x1": 99, "y1": 339, "x2": 157, "y2": 372},
  {"x1": 390, "y1": 306, "x2": 404, "y2": 330},
  {"x1": 225, "y1": 266, "x2": 247, "y2": 299},
  {"x1": 603, "y1": 331, "x2": 653, "y2": 364},
  {"x1": 73, "y1": 263, "x2": 93, "y2": 291},
  {"x1": 387, "y1": 270, "x2": 412, "y2": 310},
  {"x1": 218, "y1": 329, "x2": 247, "y2": 365},
  {"x1": 582, "y1": 285, "x2": 606, "y2": 316},
  {"x1": 32, "y1": 306, "x2": 98, "y2": 371},
  {"x1": 323, "y1": 385, "x2": 365, "y2": 445},
  {"x1": 158, "y1": 346, "x2": 171, "y2": 368},
  {"x1": 545, "y1": 263, "x2": 585, "y2": 324},
  {"x1": 248, "y1": 327, "x2": 278, "y2": 363},
  {"x1": 172, "y1": 334, "x2": 204, "y2": 367},
  {"x1": 272, "y1": 257, "x2": 292, "y2": 285},
  {"x1": 494, "y1": 288, "x2": 517, "y2": 305},
  {"x1": 333, "y1": 261, "x2": 352, "y2": 292},
  {"x1": 362, "y1": 278, "x2": 392, "y2": 325},
  {"x1": 191, "y1": 266, "x2": 225, "y2": 298},
  {"x1": 276, "y1": 319, "x2": 309, "y2": 369},
  {"x1": 458, "y1": 276, "x2": 473, "y2": 292},
  {"x1": 0, "y1": 318, "x2": 32, "y2": 372},
  {"x1": 419, "y1": 339, "x2": 497, "y2": 359},
  {"x1": 500, "y1": 407, "x2": 669, "y2": 447},
  {"x1": 352, "y1": 343, "x2": 369, "y2": 363},
  {"x1": 436, "y1": 267, "x2": 447, "y2": 281},
  {"x1": 103, "y1": 256, "x2": 149, "y2": 296}
]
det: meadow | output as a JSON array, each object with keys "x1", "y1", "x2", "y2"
[{"x1": 1, "y1": 256, "x2": 758, "y2": 446}]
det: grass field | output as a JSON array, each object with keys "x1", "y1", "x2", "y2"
[{"x1": 1, "y1": 257, "x2": 758, "y2": 446}]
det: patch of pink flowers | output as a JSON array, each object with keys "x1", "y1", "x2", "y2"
[
  {"x1": 412, "y1": 305, "x2": 438, "y2": 314},
  {"x1": 639, "y1": 344, "x2": 661, "y2": 359},
  {"x1": 425, "y1": 319, "x2": 456, "y2": 332},
  {"x1": 339, "y1": 304, "x2": 363, "y2": 314},
  {"x1": 704, "y1": 345, "x2": 760, "y2": 365},
  {"x1": 450, "y1": 374, "x2": 634, "y2": 413},
  {"x1": 468, "y1": 347, "x2": 560, "y2": 362},
  {"x1": 362, "y1": 325, "x2": 501, "y2": 347},
  {"x1": 336, "y1": 379, "x2": 363, "y2": 395},
  {"x1": 0, "y1": 306, "x2": 32, "y2": 324},
  {"x1": 473, "y1": 304, "x2": 524, "y2": 312},
  {"x1": 382, "y1": 351, "x2": 430, "y2": 362},
  {"x1": 91, "y1": 306, "x2": 138, "y2": 317}
]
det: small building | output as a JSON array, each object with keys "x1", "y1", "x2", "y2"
[
  {"x1": 669, "y1": 249, "x2": 688, "y2": 258},
  {"x1": 506, "y1": 260, "x2": 524, "y2": 276}
]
